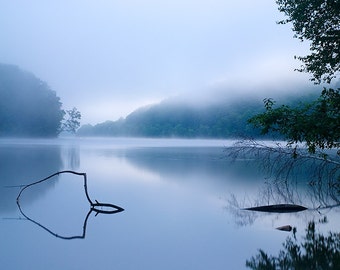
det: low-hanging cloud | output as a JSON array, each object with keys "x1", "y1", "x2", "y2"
[{"x1": 0, "y1": 0, "x2": 312, "y2": 124}]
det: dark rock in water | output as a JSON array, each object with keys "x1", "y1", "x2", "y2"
[
  {"x1": 276, "y1": 225, "x2": 292, "y2": 232},
  {"x1": 243, "y1": 204, "x2": 308, "y2": 213}
]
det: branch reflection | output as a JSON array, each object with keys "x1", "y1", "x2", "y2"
[
  {"x1": 224, "y1": 140, "x2": 340, "y2": 227},
  {"x1": 16, "y1": 170, "x2": 124, "y2": 240},
  {"x1": 17, "y1": 201, "x2": 123, "y2": 240}
]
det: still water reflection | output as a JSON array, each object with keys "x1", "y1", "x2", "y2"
[{"x1": 0, "y1": 138, "x2": 339, "y2": 269}]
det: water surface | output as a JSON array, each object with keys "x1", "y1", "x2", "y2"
[{"x1": 1, "y1": 138, "x2": 339, "y2": 269}]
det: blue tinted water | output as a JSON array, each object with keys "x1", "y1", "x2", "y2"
[{"x1": 0, "y1": 138, "x2": 339, "y2": 269}]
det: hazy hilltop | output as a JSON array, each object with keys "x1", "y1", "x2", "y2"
[
  {"x1": 0, "y1": 63, "x2": 64, "y2": 137},
  {"x1": 0, "y1": 62, "x2": 323, "y2": 139},
  {"x1": 77, "y1": 88, "x2": 319, "y2": 139}
]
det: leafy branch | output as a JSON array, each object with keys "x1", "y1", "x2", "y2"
[{"x1": 249, "y1": 88, "x2": 340, "y2": 156}]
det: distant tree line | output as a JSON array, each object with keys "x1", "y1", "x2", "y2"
[
  {"x1": 78, "y1": 93, "x2": 318, "y2": 139},
  {"x1": 0, "y1": 63, "x2": 80, "y2": 137}
]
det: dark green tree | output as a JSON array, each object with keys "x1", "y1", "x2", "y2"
[
  {"x1": 62, "y1": 107, "x2": 81, "y2": 134},
  {"x1": 249, "y1": 88, "x2": 340, "y2": 154},
  {"x1": 276, "y1": 0, "x2": 340, "y2": 84},
  {"x1": 0, "y1": 63, "x2": 65, "y2": 137},
  {"x1": 249, "y1": 1, "x2": 340, "y2": 156}
]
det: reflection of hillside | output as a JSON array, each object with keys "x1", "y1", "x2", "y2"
[
  {"x1": 121, "y1": 147, "x2": 266, "y2": 185},
  {"x1": 0, "y1": 143, "x2": 63, "y2": 213}
]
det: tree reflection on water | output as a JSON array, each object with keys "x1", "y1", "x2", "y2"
[
  {"x1": 224, "y1": 140, "x2": 340, "y2": 269},
  {"x1": 225, "y1": 140, "x2": 340, "y2": 227},
  {"x1": 246, "y1": 218, "x2": 340, "y2": 269}
]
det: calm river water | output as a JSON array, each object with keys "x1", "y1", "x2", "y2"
[{"x1": 0, "y1": 138, "x2": 339, "y2": 269}]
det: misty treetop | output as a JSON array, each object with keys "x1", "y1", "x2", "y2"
[
  {"x1": 77, "y1": 93, "x2": 319, "y2": 139},
  {"x1": 78, "y1": 99, "x2": 263, "y2": 138},
  {"x1": 0, "y1": 63, "x2": 79, "y2": 137}
]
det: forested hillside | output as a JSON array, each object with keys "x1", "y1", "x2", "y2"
[
  {"x1": 78, "y1": 92, "x2": 318, "y2": 138},
  {"x1": 0, "y1": 63, "x2": 64, "y2": 137}
]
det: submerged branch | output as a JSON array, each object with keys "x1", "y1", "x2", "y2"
[{"x1": 231, "y1": 139, "x2": 340, "y2": 166}]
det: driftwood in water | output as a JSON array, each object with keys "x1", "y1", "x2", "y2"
[
  {"x1": 16, "y1": 170, "x2": 124, "y2": 214},
  {"x1": 276, "y1": 225, "x2": 293, "y2": 232},
  {"x1": 243, "y1": 204, "x2": 307, "y2": 213}
]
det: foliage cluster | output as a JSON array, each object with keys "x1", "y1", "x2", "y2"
[
  {"x1": 276, "y1": 0, "x2": 340, "y2": 84},
  {"x1": 62, "y1": 107, "x2": 81, "y2": 134},
  {"x1": 249, "y1": 88, "x2": 340, "y2": 154}
]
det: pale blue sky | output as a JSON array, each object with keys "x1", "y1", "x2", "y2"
[{"x1": 0, "y1": 0, "x2": 311, "y2": 124}]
